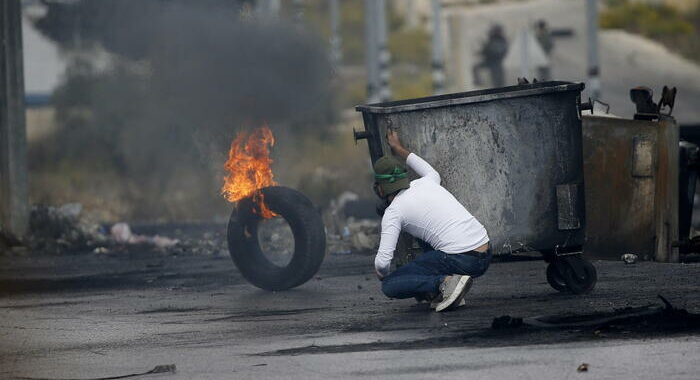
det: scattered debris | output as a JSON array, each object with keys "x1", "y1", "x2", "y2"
[
  {"x1": 491, "y1": 315, "x2": 524, "y2": 329},
  {"x1": 621, "y1": 253, "x2": 638, "y2": 264},
  {"x1": 110, "y1": 223, "x2": 179, "y2": 248},
  {"x1": 503, "y1": 296, "x2": 700, "y2": 334},
  {"x1": 10, "y1": 193, "x2": 374, "y2": 258},
  {"x1": 24, "y1": 204, "x2": 107, "y2": 254},
  {"x1": 323, "y1": 191, "x2": 380, "y2": 255},
  {"x1": 0, "y1": 228, "x2": 22, "y2": 248},
  {"x1": 577, "y1": 363, "x2": 589, "y2": 372},
  {"x1": 171, "y1": 230, "x2": 228, "y2": 257},
  {"x1": 0, "y1": 203, "x2": 183, "y2": 256},
  {"x1": 327, "y1": 217, "x2": 380, "y2": 255}
]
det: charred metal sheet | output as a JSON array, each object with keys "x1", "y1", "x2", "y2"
[
  {"x1": 356, "y1": 81, "x2": 585, "y2": 255},
  {"x1": 679, "y1": 142, "x2": 699, "y2": 244},
  {"x1": 654, "y1": 117, "x2": 680, "y2": 263}
]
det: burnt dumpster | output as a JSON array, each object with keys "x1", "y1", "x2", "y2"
[
  {"x1": 680, "y1": 126, "x2": 700, "y2": 255},
  {"x1": 582, "y1": 87, "x2": 680, "y2": 262},
  {"x1": 355, "y1": 81, "x2": 596, "y2": 294}
]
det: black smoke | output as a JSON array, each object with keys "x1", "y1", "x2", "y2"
[{"x1": 30, "y1": 1, "x2": 335, "y2": 220}]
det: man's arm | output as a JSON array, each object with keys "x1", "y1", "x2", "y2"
[
  {"x1": 386, "y1": 129, "x2": 411, "y2": 160},
  {"x1": 375, "y1": 208, "x2": 401, "y2": 279},
  {"x1": 387, "y1": 129, "x2": 440, "y2": 184}
]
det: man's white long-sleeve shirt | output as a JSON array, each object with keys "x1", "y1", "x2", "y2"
[{"x1": 375, "y1": 153, "x2": 489, "y2": 275}]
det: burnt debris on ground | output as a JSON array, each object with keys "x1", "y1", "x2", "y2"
[
  {"x1": 258, "y1": 296, "x2": 700, "y2": 357},
  {"x1": 493, "y1": 295, "x2": 700, "y2": 336}
]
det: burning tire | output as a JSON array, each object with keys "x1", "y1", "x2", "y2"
[{"x1": 227, "y1": 186, "x2": 326, "y2": 291}]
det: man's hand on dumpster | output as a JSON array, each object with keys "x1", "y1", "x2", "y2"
[{"x1": 387, "y1": 129, "x2": 410, "y2": 160}]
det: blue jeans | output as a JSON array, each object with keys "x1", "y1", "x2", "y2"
[{"x1": 381, "y1": 250, "x2": 492, "y2": 299}]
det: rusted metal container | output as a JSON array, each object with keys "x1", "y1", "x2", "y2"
[
  {"x1": 582, "y1": 115, "x2": 679, "y2": 262},
  {"x1": 355, "y1": 81, "x2": 586, "y2": 256}
]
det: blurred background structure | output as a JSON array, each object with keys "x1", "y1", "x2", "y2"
[
  {"x1": 1, "y1": 0, "x2": 29, "y2": 238},
  {"x1": 2, "y1": 0, "x2": 699, "y2": 234}
]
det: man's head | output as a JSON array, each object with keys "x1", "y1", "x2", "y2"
[{"x1": 373, "y1": 155, "x2": 409, "y2": 200}]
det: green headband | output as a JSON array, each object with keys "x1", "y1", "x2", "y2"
[{"x1": 374, "y1": 167, "x2": 408, "y2": 183}]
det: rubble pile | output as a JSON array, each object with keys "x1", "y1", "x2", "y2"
[
  {"x1": 25, "y1": 203, "x2": 107, "y2": 254},
  {"x1": 326, "y1": 218, "x2": 380, "y2": 255},
  {"x1": 324, "y1": 191, "x2": 380, "y2": 255},
  {"x1": 1, "y1": 203, "x2": 184, "y2": 256}
]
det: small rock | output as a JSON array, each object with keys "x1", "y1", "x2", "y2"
[
  {"x1": 577, "y1": 363, "x2": 589, "y2": 372},
  {"x1": 57, "y1": 203, "x2": 82, "y2": 218},
  {"x1": 621, "y1": 253, "x2": 638, "y2": 264}
]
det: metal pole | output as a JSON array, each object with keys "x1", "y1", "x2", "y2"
[
  {"x1": 376, "y1": 0, "x2": 391, "y2": 102},
  {"x1": 586, "y1": 0, "x2": 601, "y2": 100},
  {"x1": 364, "y1": 0, "x2": 379, "y2": 103},
  {"x1": 405, "y1": 0, "x2": 418, "y2": 29},
  {"x1": 431, "y1": 0, "x2": 445, "y2": 95},
  {"x1": 329, "y1": 0, "x2": 342, "y2": 66},
  {"x1": 292, "y1": 0, "x2": 304, "y2": 25},
  {"x1": 520, "y1": 29, "x2": 530, "y2": 79},
  {"x1": 0, "y1": 0, "x2": 29, "y2": 238},
  {"x1": 256, "y1": 0, "x2": 280, "y2": 18}
]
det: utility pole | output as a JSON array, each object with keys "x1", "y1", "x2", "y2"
[
  {"x1": 256, "y1": 0, "x2": 280, "y2": 18},
  {"x1": 0, "y1": 0, "x2": 29, "y2": 238},
  {"x1": 364, "y1": 0, "x2": 379, "y2": 103},
  {"x1": 329, "y1": 0, "x2": 342, "y2": 67},
  {"x1": 431, "y1": 0, "x2": 445, "y2": 95},
  {"x1": 376, "y1": 0, "x2": 391, "y2": 102},
  {"x1": 364, "y1": 0, "x2": 390, "y2": 103},
  {"x1": 586, "y1": 0, "x2": 601, "y2": 100},
  {"x1": 291, "y1": 0, "x2": 304, "y2": 25}
]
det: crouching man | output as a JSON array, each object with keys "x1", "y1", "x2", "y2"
[{"x1": 373, "y1": 130, "x2": 491, "y2": 312}]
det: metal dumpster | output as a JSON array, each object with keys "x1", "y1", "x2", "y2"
[
  {"x1": 582, "y1": 115, "x2": 680, "y2": 262},
  {"x1": 355, "y1": 81, "x2": 596, "y2": 294}
]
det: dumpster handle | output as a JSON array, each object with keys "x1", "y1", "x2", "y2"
[
  {"x1": 353, "y1": 128, "x2": 371, "y2": 144},
  {"x1": 579, "y1": 97, "x2": 610, "y2": 116}
]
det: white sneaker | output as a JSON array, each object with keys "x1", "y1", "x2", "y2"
[
  {"x1": 435, "y1": 275, "x2": 473, "y2": 312},
  {"x1": 430, "y1": 297, "x2": 466, "y2": 309}
]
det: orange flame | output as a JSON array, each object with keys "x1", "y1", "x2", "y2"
[{"x1": 221, "y1": 126, "x2": 277, "y2": 218}]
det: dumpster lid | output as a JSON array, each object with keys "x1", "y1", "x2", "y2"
[{"x1": 356, "y1": 81, "x2": 584, "y2": 114}]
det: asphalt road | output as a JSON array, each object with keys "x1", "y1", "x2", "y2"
[{"x1": 1, "y1": 224, "x2": 700, "y2": 379}]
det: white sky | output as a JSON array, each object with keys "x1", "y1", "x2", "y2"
[{"x1": 22, "y1": 14, "x2": 66, "y2": 95}]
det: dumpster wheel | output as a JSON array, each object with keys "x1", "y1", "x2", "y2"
[
  {"x1": 546, "y1": 263, "x2": 569, "y2": 292},
  {"x1": 227, "y1": 186, "x2": 326, "y2": 291},
  {"x1": 547, "y1": 256, "x2": 597, "y2": 294}
]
